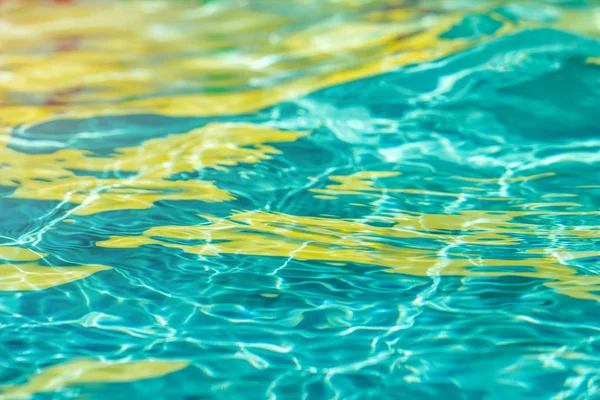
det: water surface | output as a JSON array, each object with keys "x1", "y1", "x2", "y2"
[{"x1": 1, "y1": 0, "x2": 600, "y2": 398}]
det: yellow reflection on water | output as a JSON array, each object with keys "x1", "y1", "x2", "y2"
[
  {"x1": 0, "y1": 263, "x2": 108, "y2": 292},
  {"x1": 0, "y1": 246, "x2": 45, "y2": 262},
  {"x1": 98, "y1": 206, "x2": 600, "y2": 301},
  {"x1": 1, "y1": 0, "x2": 596, "y2": 127},
  {"x1": 451, "y1": 172, "x2": 556, "y2": 184},
  {"x1": 0, "y1": 358, "x2": 189, "y2": 399},
  {"x1": 2, "y1": 0, "x2": 600, "y2": 302},
  {"x1": 0, "y1": 246, "x2": 108, "y2": 291},
  {"x1": 311, "y1": 171, "x2": 531, "y2": 201},
  {"x1": 1, "y1": 123, "x2": 305, "y2": 215},
  {"x1": 0, "y1": 1, "x2": 486, "y2": 126}
]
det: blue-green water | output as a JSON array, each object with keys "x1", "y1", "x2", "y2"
[{"x1": 1, "y1": 0, "x2": 600, "y2": 398}]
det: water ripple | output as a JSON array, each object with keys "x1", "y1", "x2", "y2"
[{"x1": 1, "y1": 0, "x2": 600, "y2": 399}]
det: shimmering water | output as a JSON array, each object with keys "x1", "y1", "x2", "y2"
[{"x1": 1, "y1": 0, "x2": 600, "y2": 398}]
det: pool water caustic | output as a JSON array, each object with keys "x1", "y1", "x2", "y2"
[{"x1": 1, "y1": 0, "x2": 600, "y2": 398}]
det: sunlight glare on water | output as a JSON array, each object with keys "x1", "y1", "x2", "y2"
[{"x1": 1, "y1": 0, "x2": 600, "y2": 398}]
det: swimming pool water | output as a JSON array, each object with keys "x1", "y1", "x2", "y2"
[{"x1": 1, "y1": 0, "x2": 600, "y2": 398}]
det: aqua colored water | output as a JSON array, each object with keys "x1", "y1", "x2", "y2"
[{"x1": 1, "y1": 0, "x2": 600, "y2": 398}]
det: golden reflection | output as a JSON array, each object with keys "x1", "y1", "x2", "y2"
[
  {"x1": 0, "y1": 245, "x2": 109, "y2": 291},
  {"x1": 311, "y1": 171, "x2": 522, "y2": 201},
  {"x1": 1, "y1": 0, "x2": 596, "y2": 127},
  {"x1": 0, "y1": 246, "x2": 45, "y2": 262},
  {"x1": 451, "y1": 172, "x2": 556, "y2": 184},
  {"x1": 1, "y1": 0, "x2": 599, "y2": 303},
  {"x1": 0, "y1": 358, "x2": 190, "y2": 399},
  {"x1": 541, "y1": 193, "x2": 578, "y2": 198},
  {"x1": 98, "y1": 208, "x2": 600, "y2": 301},
  {"x1": 1, "y1": 123, "x2": 305, "y2": 215},
  {"x1": 0, "y1": 1, "x2": 489, "y2": 126}
]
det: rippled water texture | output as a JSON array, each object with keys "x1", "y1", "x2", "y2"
[{"x1": 1, "y1": 0, "x2": 600, "y2": 398}]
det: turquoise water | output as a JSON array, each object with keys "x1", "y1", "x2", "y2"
[{"x1": 1, "y1": 0, "x2": 600, "y2": 398}]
